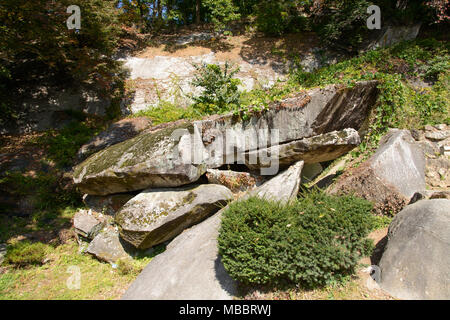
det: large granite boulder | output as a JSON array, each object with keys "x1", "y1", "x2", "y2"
[
  {"x1": 200, "y1": 81, "x2": 378, "y2": 168},
  {"x1": 74, "y1": 81, "x2": 378, "y2": 195},
  {"x1": 73, "y1": 123, "x2": 207, "y2": 195},
  {"x1": 329, "y1": 129, "x2": 426, "y2": 215},
  {"x1": 379, "y1": 199, "x2": 450, "y2": 300},
  {"x1": 115, "y1": 184, "x2": 233, "y2": 249},
  {"x1": 122, "y1": 161, "x2": 303, "y2": 300},
  {"x1": 77, "y1": 117, "x2": 153, "y2": 161}
]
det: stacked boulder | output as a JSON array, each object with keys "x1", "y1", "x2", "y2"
[{"x1": 72, "y1": 81, "x2": 379, "y2": 273}]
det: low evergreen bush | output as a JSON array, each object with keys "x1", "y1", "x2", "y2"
[{"x1": 218, "y1": 191, "x2": 375, "y2": 288}]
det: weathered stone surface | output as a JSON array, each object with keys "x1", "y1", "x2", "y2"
[
  {"x1": 364, "y1": 24, "x2": 421, "y2": 51},
  {"x1": 247, "y1": 161, "x2": 304, "y2": 204},
  {"x1": 205, "y1": 169, "x2": 264, "y2": 193},
  {"x1": 73, "y1": 210, "x2": 104, "y2": 239},
  {"x1": 87, "y1": 230, "x2": 133, "y2": 264},
  {"x1": 245, "y1": 128, "x2": 360, "y2": 169},
  {"x1": 77, "y1": 117, "x2": 153, "y2": 160},
  {"x1": 200, "y1": 81, "x2": 379, "y2": 168},
  {"x1": 379, "y1": 199, "x2": 450, "y2": 300},
  {"x1": 73, "y1": 123, "x2": 206, "y2": 195},
  {"x1": 122, "y1": 158, "x2": 302, "y2": 300},
  {"x1": 122, "y1": 207, "x2": 237, "y2": 300},
  {"x1": 329, "y1": 129, "x2": 425, "y2": 215},
  {"x1": 116, "y1": 184, "x2": 233, "y2": 249},
  {"x1": 83, "y1": 193, "x2": 135, "y2": 216}
]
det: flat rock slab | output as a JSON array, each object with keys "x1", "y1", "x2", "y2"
[
  {"x1": 73, "y1": 122, "x2": 206, "y2": 195},
  {"x1": 87, "y1": 230, "x2": 133, "y2": 264},
  {"x1": 379, "y1": 199, "x2": 450, "y2": 300},
  {"x1": 0, "y1": 244, "x2": 6, "y2": 266},
  {"x1": 115, "y1": 184, "x2": 233, "y2": 249},
  {"x1": 245, "y1": 128, "x2": 360, "y2": 169}
]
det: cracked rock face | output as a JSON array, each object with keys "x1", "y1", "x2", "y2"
[
  {"x1": 379, "y1": 199, "x2": 450, "y2": 300},
  {"x1": 115, "y1": 184, "x2": 233, "y2": 249}
]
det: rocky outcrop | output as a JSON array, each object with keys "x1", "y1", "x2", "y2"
[
  {"x1": 247, "y1": 161, "x2": 304, "y2": 204},
  {"x1": 379, "y1": 199, "x2": 450, "y2": 300},
  {"x1": 122, "y1": 159, "x2": 304, "y2": 300},
  {"x1": 0, "y1": 244, "x2": 6, "y2": 266},
  {"x1": 73, "y1": 122, "x2": 207, "y2": 195},
  {"x1": 201, "y1": 81, "x2": 378, "y2": 168},
  {"x1": 364, "y1": 24, "x2": 421, "y2": 52},
  {"x1": 73, "y1": 81, "x2": 378, "y2": 195},
  {"x1": 115, "y1": 184, "x2": 233, "y2": 249},
  {"x1": 87, "y1": 229, "x2": 133, "y2": 264},
  {"x1": 329, "y1": 129, "x2": 426, "y2": 215},
  {"x1": 77, "y1": 117, "x2": 153, "y2": 161}
]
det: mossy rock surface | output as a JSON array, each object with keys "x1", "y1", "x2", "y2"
[
  {"x1": 73, "y1": 123, "x2": 204, "y2": 195},
  {"x1": 115, "y1": 184, "x2": 233, "y2": 249}
]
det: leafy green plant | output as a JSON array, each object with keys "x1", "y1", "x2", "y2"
[
  {"x1": 5, "y1": 241, "x2": 48, "y2": 268},
  {"x1": 191, "y1": 62, "x2": 241, "y2": 114},
  {"x1": 133, "y1": 100, "x2": 202, "y2": 125},
  {"x1": 218, "y1": 191, "x2": 375, "y2": 288}
]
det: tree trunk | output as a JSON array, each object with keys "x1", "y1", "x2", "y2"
[{"x1": 196, "y1": 0, "x2": 201, "y2": 25}]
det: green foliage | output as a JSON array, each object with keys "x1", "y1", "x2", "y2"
[
  {"x1": 312, "y1": 0, "x2": 371, "y2": 51},
  {"x1": 191, "y1": 62, "x2": 241, "y2": 114},
  {"x1": 5, "y1": 241, "x2": 48, "y2": 268},
  {"x1": 38, "y1": 120, "x2": 103, "y2": 168},
  {"x1": 292, "y1": 39, "x2": 449, "y2": 154},
  {"x1": 133, "y1": 100, "x2": 203, "y2": 125},
  {"x1": 0, "y1": 0, "x2": 124, "y2": 124},
  {"x1": 218, "y1": 192, "x2": 375, "y2": 288},
  {"x1": 203, "y1": 0, "x2": 240, "y2": 31}
]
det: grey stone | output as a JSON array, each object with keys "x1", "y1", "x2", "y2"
[
  {"x1": 329, "y1": 129, "x2": 426, "y2": 215},
  {"x1": 121, "y1": 208, "x2": 237, "y2": 300},
  {"x1": 77, "y1": 117, "x2": 153, "y2": 160},
  {"x1": 115, "y1": 184, "x2": 233, "y2": 249},
  {"x1": 73, "y1": 122, "x2": 207, "y2": 195},
  {"x1": 245, "y1": 128, "x2": 360, "y2": 169},
  {"x1": 425, "y1": 131, "x2": 450, "y2": 141},
  {"x1": 73, "y1": 210, "x2": 104, "y2": 239},
  {"x1": 201, "y1": 81, "x2": 379, "y2": 169},
  {"x1": 87, "y1": 230, "x2": 133, "y2": 264},
  {"x1": 379, "y1": 199, "x2": 450, "y2": 300},
  {"x1": 247, "y1": 161, "x2": 304, "y2": 204},
  {"x1": 83, "y1": 193, "x2": 135, "y2": 216},
  {"x1": 364, "y1": 24, "x2": 421, "y2": 51}
]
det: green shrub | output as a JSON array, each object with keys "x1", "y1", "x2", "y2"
[
  {"x1": 218, "y1": 192, "x2": 375, "y2": 288},
  {"x1": 5, "y1": 241, "x2": 47, "y2": 268},
  {"x1": 191, "y1": 62, "x2": 241, "y2": 114}
]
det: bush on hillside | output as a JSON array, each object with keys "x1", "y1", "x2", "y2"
[
  {"x1": 5, "y1": 241, "x2": 47, "y2": 268},
  {"x1": 218, "y1": 192, "x2": 375, "y2": 288}
]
